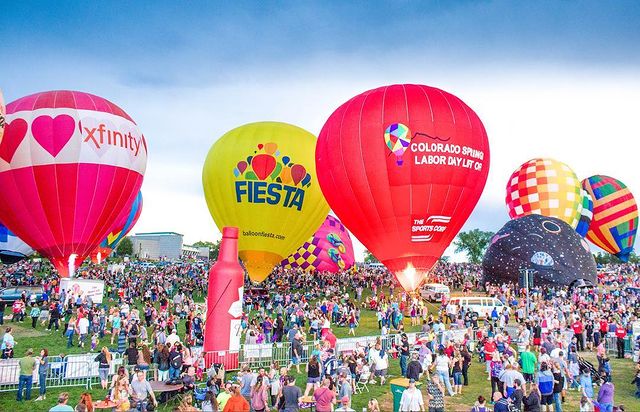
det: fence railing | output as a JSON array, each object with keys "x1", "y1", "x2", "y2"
[{"x1": 604, "y1": 335, "x2": 634, "y2": 356}]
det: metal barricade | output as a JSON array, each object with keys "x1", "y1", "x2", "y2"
[
  {"x1": 0, "y1": 358, "x2": 94, "y2": 393},
  {"x1": 604, "y1": 335, "x2": 633, "y2": 356}
]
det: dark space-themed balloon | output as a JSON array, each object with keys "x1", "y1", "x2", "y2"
[{"x1": 482, "y1": 214, "x2": 597, "y2": 287}]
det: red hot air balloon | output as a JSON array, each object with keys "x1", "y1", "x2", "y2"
[
  {"x1": 0, "y1": 91, "x2": 147, "y2": 276},
  {"x1": 316, "y1": 84, "x2": 490, "y2": 292}
]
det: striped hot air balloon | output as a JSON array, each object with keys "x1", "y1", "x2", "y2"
[
  {"x1": 574, "y1": 189, "x2": 594, "y2": 237},
  {"x1": 582, "y1": 175, "x2": 638, "y2": 262}
]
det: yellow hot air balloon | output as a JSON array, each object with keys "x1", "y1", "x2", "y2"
[{"x1": 202, "y1": 122, "x2": 329, "y2": 283}]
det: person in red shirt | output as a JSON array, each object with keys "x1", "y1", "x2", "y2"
[
  {"x1": 599, "y1": 319, "x2": 609, "y2": 336},
  {"x1": 615, "y1": 323, "x2": 627, "y2": 359},
  {"x1": 484, "y1": 336, "x2": 497, "y2": 378},
  {"x1": 572, "y1": 319, "x2": 584, "y2": 351}
]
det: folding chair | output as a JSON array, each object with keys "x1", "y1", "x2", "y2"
[{"x1": 354, "y1": 371, "x2": 370, "y2": 394}]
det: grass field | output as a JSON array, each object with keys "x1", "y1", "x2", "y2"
[{"x1": 0, "y1": 294, "x2": 638, "y2": 411}]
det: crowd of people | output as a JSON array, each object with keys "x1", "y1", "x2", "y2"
[{"x1": 0, "y1": 260, "x2": 639, "y2": 411}]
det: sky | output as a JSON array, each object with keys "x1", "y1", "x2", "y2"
[{"x1": 2, "y1": 1, "x2": 640, "y2": 261}]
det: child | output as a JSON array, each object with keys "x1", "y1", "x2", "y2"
[{"x1": 91, "y1": 333, "x2": 99, "y2": 351}]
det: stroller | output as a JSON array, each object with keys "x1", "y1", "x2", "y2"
[{"x1": 579, "y1": 357, "x2": 601, "y2": 383}]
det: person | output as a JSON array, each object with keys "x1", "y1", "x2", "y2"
[
  {"x1": 251, "y1": 375, "x2": 269, "y2": 412},
  {"x1": 222, "y1": 385, "x2": 251, "y2": 412},
  {"x1": 337, "y1": 373, "x2": 353, "y2": 407},
  {"x1": 552, "y1": 362, "x2": 565, "y2": 412},
  {"x1": 451, "y1": 350, "x2": 463, "y2": 395},
  {"x1": 239, "y1": 365, "x2": 255, "y2": 405},
  {"x1": 176, "y1": 393, "x2": 196, "y2": 412},
  {"x1": 169, "y1": 343, "x2": 183, "y2": 380},
  {"x1": 399, "y1": 333, "x2": 410, "y2": 377},
  {"x1": 580, "y1": 396, "x2": 594, "y2": 412},
  {"x1": 580, "y1": 369, "x2": 594, "y2": 400},
  {"x1": 314, "y1": 378, "x2": 336, "y2": 412},
  {"x1": 289, "y1": 333, "x2": 304, "y2": 374},
  {"x1": 30, "y1": 303, "x2": 41, "y2": 329},
  {"x1": 125, "y1": 341, "x2": 138, "y2": 366},
  {"x1": 335, "y1": 395, "x2": 356, "y2": 412},
  {"x1": 217, "y1": 383, "x2": 233, "y2": 411},
  {"x1": 368, "y1": 398, "x2": 381, "y2": 412},
  {"x1": 304, "y1": 355, "x2": 321, "y2": 396},
  {"x1": 49, "y1": 392, "x2": 74, "y2": 412},
  {"x1": 536, "y1": 362, "x2": 554, "y2": 412},
  {"x1": 156, "y1": 344, "x2": 170, "y2": 381},
  {"x1": 470, "y1": 395, "x2": 489, "y2": 412},
  {"x1": 597, "y1": 378, "x2": 615, "y2": 412},
  {"x1": 95, "y1": 347, "x2": 111, "y2": 390},
  {"x1": 112, "y1": 372, "x2": 131, "y2": 412},
  {"x1": 369, "y1": 343, "x2": 388, "y2": 385},
  {"x1": 615, "y1": 322, "x2": 626, "y2": 359},
  {"x1": 493, "y1": 391, "x2": 511, "y2": 412},
  {"x1": 510, "y1": 379, "x2": 525, "y2": 411},
  {"x1": 130, "y1": 370, "x2": 158, "y2": 412},
  {"x1": 1, "y1": 327, "x2": 16, "y2": 358},
  {"x1": 399, "y1": 378, "x2": 425, "y2": 412},
  {"x1": 202, "y1": 391, "x2": 219, "y2": 412},
  {"x1": 16, "y1": 348, "x2": 36, "y2": 401},
  {"x1": 427, "y1": 374, "x2": 445, "y2": 412},
  {"x1": 35, "y1": 348, "x2": 49, "y2": 401},
  {"x1": 523, "y1": 385, "x2": 541, "y2": 412},
  {"x1": 77, "y1": 392, "x2": 94, "y2": 412},
  {"x1": 406, "y1": 352, "x2": 424, "y2": 381},
  {"x1": 282, "y1": 376, "x2": 302, "y2": 412},
  {"x1": 433, "y1": 348, "x2": 455, "y2": 396}
]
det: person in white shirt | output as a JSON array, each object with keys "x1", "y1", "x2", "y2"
[
  {"x1": 399, "y1": 379, "x2": 425, "y2": 412},
  {"x1": 369, "y1": 343, "x2": 388, "y2": 385},
  {"x1": 77, "y1": 317, "x2": 89, "y2": 348},
  {"x1": 166, "y1": 329, "x2": 181, "y2": 347}
]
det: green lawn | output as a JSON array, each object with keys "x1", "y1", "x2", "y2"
[{"x1": 1, "y1": 292, "x2": 639, "y2": 411}]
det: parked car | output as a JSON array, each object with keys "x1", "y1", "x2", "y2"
[
  {"x1": 447, "y1": 296, "x2": 510, "y2": 318},
  {"x1": 420, "y1": 283, "x2": 451, "y2": 302},
  {"x1": 0, "y1": 285, "x2": 45, "y2": 304}
]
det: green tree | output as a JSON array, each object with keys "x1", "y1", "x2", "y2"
[
  {"x1": 193, "y1": 240, "x2": 221, "y2": 260},
  {"x1": 453, "y1": 229, "x2": 494, "y2": 264},
  {"x1": 116, "y1": 237, "x2": 134, "y2": 256},
  {"x1": 363, "y1": 249, "x2": 379, "y2": 264}
]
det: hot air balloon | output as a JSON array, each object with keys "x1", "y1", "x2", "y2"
[
  {"x1": 281, "y1": 215, "x2": 355, "y2": 272},
  {"x1": 90, "y1": 191, "x2": 143, "y2": 263},
  {"x1": 202, "y1": 122, "x2": 329, "y2": 283},
  {"x1": 574, "y1": 189, "x2": 594, "y2": 237},
  {"x1": 482, "y1": 215, "x2": 597, "y2": 287},
  {"x1": 316, "y1": 84, "x2": 490, "y2": 292},
  {"x1": 0, "y1": 91, "x2": 147, "y2": 276},
  {"x1": 0, "y1": 89, "x2": 5, "y2": 144},
  {"x1": 582, "y1": 175, "x2": 638, "y2": 262},
  {"x1": 0, "y1": 222, "x2": 34, "y2": 264},
  {"x1": 506, "y1": 158, "x2": 583, "y2": 228}
]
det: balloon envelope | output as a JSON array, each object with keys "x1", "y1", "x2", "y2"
[
  {"x1": 0, "y1": 91, "x2": 147, "y2": 276},
  {"x1": 482, "y1": 215, "x2": 597, "y2": 287},
  {"x1": 203, "y1": 122, "x2": 329, "y2": 283},
  {"x1": 90, "y1": 191, "x2": 143, "y2": 263},
  {"x1": 281, "y1": 215, "x2": 355, "y2": 272},
  {"x1": 582, "y1": 175, "x2": 638, "y2": 262},
  {"x1": 506, "y1": 158, "x2": 582, "y2": 228},
  {"x1": 0, "y1": 89, "x2": 5, "y2": 144},
  {"x1": 574, "y1": 189, "x2": 593, "y2": 237},
  {"x1": 0, "y1": 222, "x2": 34, "y2": 264},
  {"x1": 316, "y1": 84, "x2": 490, "y2": 292}
]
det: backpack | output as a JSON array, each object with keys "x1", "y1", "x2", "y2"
[{"x1": 170, "y1": 353, "x2": 183, "y2": 369}]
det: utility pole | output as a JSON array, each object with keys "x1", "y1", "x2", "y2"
[{"x1": 519, "y1": 268, "x2": 534, "y2": 319}]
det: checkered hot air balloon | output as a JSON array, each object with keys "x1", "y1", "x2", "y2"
[
  {"x1": 582, "y1": 175, "x2": 638, "y2": 262},
  {"x1": 505, "y1": 158, "x2": 583, "y2": 228},
  {"x1": 281, "y1": 215, "x2": 355, "y2": 272},
  {"x1": 574, "y1": 189, "x2": 594, "y2": 237}
]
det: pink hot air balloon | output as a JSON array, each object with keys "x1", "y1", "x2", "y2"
[
  {"x1": 281, "y1": 215, "x2": 355, "y2": 272},
  {"x1": 0, "y1": 91, "x2": 147, "y2": 276}
]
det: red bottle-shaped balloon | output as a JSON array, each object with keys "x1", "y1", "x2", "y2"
[{"x1": 203, "y1": 227, "x2": 244, "y2": 369}]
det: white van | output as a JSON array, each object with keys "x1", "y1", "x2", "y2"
[
  {"x1": 421, "y1": 283, "x2": 451, "y2": 302},
  {"x1": 448, "y1": 296, "x2": 510, "y2": 318}
]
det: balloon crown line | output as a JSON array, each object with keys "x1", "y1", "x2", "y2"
[{"x1": 233, "y1": 142, "x2": 312, "y2": 188}]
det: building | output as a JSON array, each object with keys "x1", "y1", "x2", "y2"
[
  {"x1": 182, "y1": 245, "x2": 210, "y2": 260},
  {"x1": 130, "y1": 232, "x2": 184, "y2": 260}
]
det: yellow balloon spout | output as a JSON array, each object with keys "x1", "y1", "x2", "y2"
[{"x1": 240, "y1": 250, "x2": 283, "y2": 283}]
